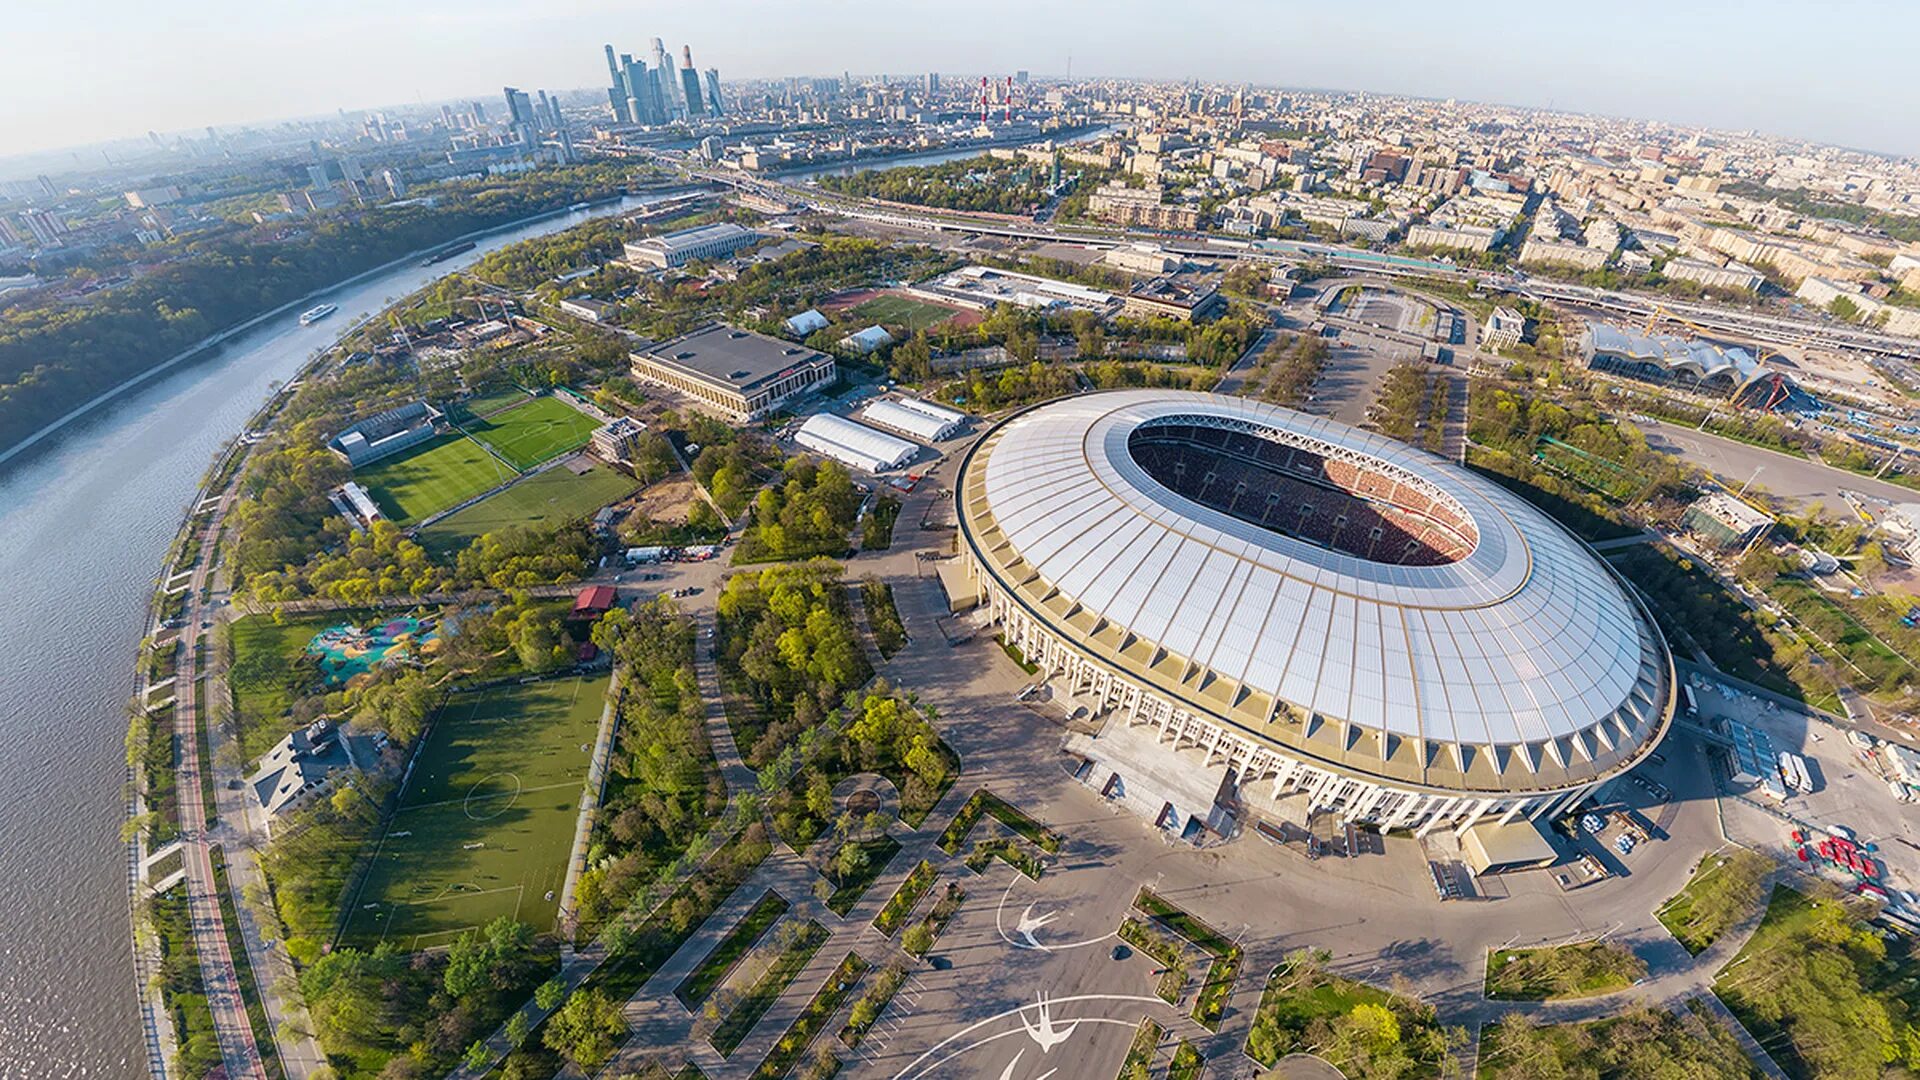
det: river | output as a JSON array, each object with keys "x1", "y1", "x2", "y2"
[{"x1": 0, "y1": 192, "x2": 678, "y2": 1078}]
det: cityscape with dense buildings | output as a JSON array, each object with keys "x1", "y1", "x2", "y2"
[{"x1": 7, "y1": 7, "x2": 1920, "y2": 1080}]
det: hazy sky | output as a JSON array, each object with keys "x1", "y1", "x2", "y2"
[{"x1": 6, "y1": 0, "x2": 1915, "y2": 159}]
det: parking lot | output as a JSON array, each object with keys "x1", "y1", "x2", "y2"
[{"x1": 1695, "y1": 674, "x2": 1920, "y2": 904}]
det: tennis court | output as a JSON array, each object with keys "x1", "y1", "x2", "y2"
[
  {"x1": 353, "y1": 433, "x2": 518, "y2": 525},
  {"x1": 339, "y1": 675, "x2": 609, "y2": 949},
  {"x1": 417, "y1": 461, "x2": 638, "y2": 555},
  {"x1": 465, "y1": 396, "x2": 603, "y2": 471}
]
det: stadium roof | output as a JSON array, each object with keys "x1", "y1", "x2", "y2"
[
  {"x1": 1585, "y1": 322, "x2": 1759, "y2": 383},
  {"x1": 958, "y1": 391, "x2": 1671, "y2": 790}
]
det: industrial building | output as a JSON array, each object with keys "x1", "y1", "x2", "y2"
[
  {"x1": 622, "y1": 222, "x2": 759, "y2": 268},
  {"x1": 954, "y1": 391, "x2": 1674, "y2": 836},
  {"x1": 795, "y1": 413, "x2": 918, "y2": 472},
  {"x1": 630, "y1": 323, "x2": 836, "y2": 423},
  {"x1": 327, "y1": 401, "x2": 442, "y2": 467},
  {"x1": 860, "y1": 397, "x2": 966, "y2": 442}
]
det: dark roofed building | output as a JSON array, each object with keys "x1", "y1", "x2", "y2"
[{"x1": 630, "y1": 323, "x2": 836, "y2": 422}]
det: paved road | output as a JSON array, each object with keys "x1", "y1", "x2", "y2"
[
  {"x1": 169, "y1": 495, "x2": 268, "y2": 1080},
  {"x1": 1638, "y1": 416, "x2": 1917, "y2": 510}
]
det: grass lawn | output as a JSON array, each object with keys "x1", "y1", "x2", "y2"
[
  {"x1": 850, "y1": 293, "x2": 961, "y2": 333},
  {"x1": 338, "y1": 675, "x2": 608, "y2": 949},
  {"x1": 1486, "y1": 941, "x2": 1645, "y2": 1001},
  {"x1": 417, "y1": 462, "x2": 637, "y2": 555},
  {"x1": 1656, "y1": 849, "x2": 1772, "y2": 955},
  {"x1": 464, "y1": 395, "x2": 602, "y2": 471},
  {"x1": 228, "y1": 611, "x2": 376, "y2": 758},
  {"x1": 1244, "y1": 970, "x2": 1393, "y2": 1067},
  {"x1": 826, "y1": 835, "x2": 902, "y2": 916},
  {"x1": 676, "y1": 890, "x2": 789, "y2": 1009},
  {"x1": 354, "y1": 432, "x2": 519, "y2": 525}
]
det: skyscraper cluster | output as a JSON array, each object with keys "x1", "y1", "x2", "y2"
[{"x1": 603, "y1": 39, "x2": 723, "y2": 125}]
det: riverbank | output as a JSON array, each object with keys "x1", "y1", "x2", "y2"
[{"x1": 0, "y1": 186, "x2": 696, "y2": 472}]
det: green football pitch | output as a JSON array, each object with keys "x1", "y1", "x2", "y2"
[
  {"x1": 353, "y1": 433, "x2": 517, "y2": 526},
  {"x1": 417, "y1": 462, "x2": 638, "y2": 556},
  {"x1": 850, "y1": 293, "x2": 962, "y2": 333},
  {"x1": 339, "y1": 675, "x2": 609, "y2": 950},
  {"x1": 465, "y1": 396, "x2": 602, "y2": 471}
]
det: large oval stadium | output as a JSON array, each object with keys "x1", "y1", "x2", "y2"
[{"x1": 953, "y1": 390, "x2": 1674, "y2": 835}]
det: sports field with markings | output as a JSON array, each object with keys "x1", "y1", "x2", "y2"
[
  {"x1": 338, "y1": 674, "x2": 608, "y2": 949},
  {"x1": 353, "y1": 432, "x2": 517, "y2": 525},
  {"x1": 465, "y1": 396, "x2": 603, "y2": 471},
  {"x1": 416, "y1": 461, "x2": 637, "y2": 556}
]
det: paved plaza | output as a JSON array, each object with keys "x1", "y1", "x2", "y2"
[{"x1": 567, "y1": 439, "x2": 1799, "y2": 1080}]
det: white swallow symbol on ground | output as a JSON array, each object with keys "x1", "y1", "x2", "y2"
[
  {"x1": 1018, "y1": 993, "x2": 1080, "y2": 1053},
  {"x1": 996, "y1": 1048, "x2": 1059, "y2": 1080},
  {"x1": 1014, "y1": 903, "x2": 1059, "y2": 950}
]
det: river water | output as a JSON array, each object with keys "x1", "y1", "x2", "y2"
[{"x1": 0, "y1": 193, "x2": 675, "y2": 1078}]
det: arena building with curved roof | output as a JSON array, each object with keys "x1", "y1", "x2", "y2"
[{"x1": 954, "y1": 390, "x2": 1674, "y2": 836}]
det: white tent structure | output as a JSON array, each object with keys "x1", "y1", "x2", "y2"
[
  {"x1": 862, "y1": 399, "x2": 962, "y2": 442},
  {"x1": 795, "y1": 413, "x2": 918, "y2": 472}
]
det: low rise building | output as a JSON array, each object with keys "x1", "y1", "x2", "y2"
[
  {"x1": 1086, "y1": 181, "x2": 1201, "y2": 230},
  {"x1": 1406, "y1": 221, "x2": 1502, "y2": 253},
  {"x1": 249, "y1": 720, "x2": 379, "y2": 823},
  {"x1": 590, "y1": 416, "x2": 647, "y2": 464},
  {"x1": 917, "y1": 266, "x2": 1116, "y2": 315},
  {"x1": 1104, "y1": 244, "x2": 1180, "y2": 274},
  {"x1": 1123, "y1": 275, "x2": 1224, "y2": 322},
  {"x1": 1665, "y1": 257, "x2": 1765, "y2": 293},
  {"x1": 630, "y1": 323, "x2": 836, "y2": 423},
  {"x1": 622, "y1": 222, "x2": 759, "y2": 268},
  {"x1": 1484, "y1": 306, "x2": 1527, "y2": 349},
  {"x1": 1519, "y1": 237, "x2": 1609, "y2": 270},
  {"x1": 559, "y1": 297, "x2": 612, "y2": 322},
  {"x1": 783, "y1": 308, "x2": 829, "y2": 337},
  {"x1": 840, "y1": 325, "x2": 893, "y2": 354},
  {"x1": 1683, "y1": 492, "x2": 1773, "y2": 550}
]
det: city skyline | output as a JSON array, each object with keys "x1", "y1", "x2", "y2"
[{"x1": 4, "y1": 0, "x2": 1916, "y2": 162}]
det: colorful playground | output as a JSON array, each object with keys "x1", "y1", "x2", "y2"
[{"x1": 306, "y1": 616, "x2": 440, "y2": 686}]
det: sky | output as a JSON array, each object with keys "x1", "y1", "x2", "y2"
[{"x1": 4, "y1": 0, "x2": 1916, "y2": 161}]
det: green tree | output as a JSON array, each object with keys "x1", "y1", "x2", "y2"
[{"x1": 544, "y1": 987, "x2": 627, "y2": 1068}]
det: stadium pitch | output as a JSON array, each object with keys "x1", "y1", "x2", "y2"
[
  {"x1": 465, "y1": 396, "x2": 602, "y2": 471},
  {"x1": 353, "y1": 433, "x2": 517, "y2": 525},
  {"x1": 338, "y1": 674, "x2": 608, "y2": 950}
]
